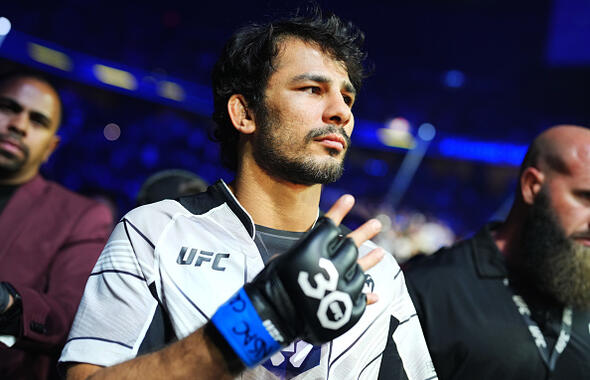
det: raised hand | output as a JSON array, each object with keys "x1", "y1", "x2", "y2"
[{"x1": 210, "y1": 194, "x2": 383, "y2": 367}]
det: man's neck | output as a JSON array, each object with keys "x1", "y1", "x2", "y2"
[
  {"x1": 492, "y1": 209, "x2": 525, "y2": 263},
  {"x1": 0, "y1": 170, "x2": 36, "y2": 186},
  {"x1": 231, "y1": 159, "x2": 322, "y2": 232}
]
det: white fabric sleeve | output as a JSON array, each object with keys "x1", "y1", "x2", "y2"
[{"x1": 59, "y1": 217, "x2": 159, "y2": 367}]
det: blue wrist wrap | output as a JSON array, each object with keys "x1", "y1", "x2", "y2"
[{"x1": 211, "y1": 288, "x2": 282, "y2": 367}]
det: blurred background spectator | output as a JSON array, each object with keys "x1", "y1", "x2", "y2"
[
  {"x1": 135, "y1": 168, "x2": 208, "y2": 206},
  {"x1": 374, "y1": 209, "x2": 456, "y2": 262}
]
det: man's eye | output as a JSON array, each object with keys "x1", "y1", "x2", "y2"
[
  {"x1": 31, "y1": 117, "x2": 49, "y2": 128},
  {"x1": 302, "y1": 86, "x2": 321, "y2": 94},
  {"x1": 343, "y1": 95, "x2": 354, "y2": 106}
]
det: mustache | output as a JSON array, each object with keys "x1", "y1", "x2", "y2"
[
  {"x1": 570, "y1": 232, "x2": 590, "y2": 240},
  {"x1": 305, "y1": 126, "x2": 351, "y2": 147},
  {"x1": 0, "y1": 131, "x2": 28, "y2": 153}
]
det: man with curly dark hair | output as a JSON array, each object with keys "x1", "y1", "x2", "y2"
[
  {"x1": 211, "y1": 11, "x2": 366, "y2": 174},
  {"x1": 61, "y1": 8, "x2": 435, "y2": 380}
]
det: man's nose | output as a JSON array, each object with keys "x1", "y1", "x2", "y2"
[
  {"x1": 8, "y1": 112, "x2": 28, "y2": 137},
  {"x1": 323, "y1": 92, "x2": 352, "y2": 128}
]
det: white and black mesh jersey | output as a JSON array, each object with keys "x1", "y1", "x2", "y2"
[{"x1": 59, "y1": 180, "x2": 437, "y2": 380}]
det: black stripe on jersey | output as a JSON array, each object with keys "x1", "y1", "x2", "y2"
[
  {"x1": 178, "y1": 180, "x2": 255, "y2": 238},
  {"x1": 328, "y1": 305, "x2": 390, "y2": 372},
  {"x1": 169, "y1": 275, "x2": 209, "y2": 320},
  {"x1": 89, "y1": 269, "x2": 145, "y2": 281},
  {"x1": 398, "y1": 314, "x2": 417, "y2": 326},
  {"x1": 65, "y1": 336, "x2": 133, "y2": 349},
  {"x1": 123, "y1": 218, "x2": 156, "y2": 249},
  {"x1": 358, "y1": 353, "x2": 383, "y2": 379},
  {"x1": 326, "y1": 341, "x2": 334, "y2": 379},
  {"x1": 394, "y1": 268, "x2": 402, "y2": 280},
  {"x1": 377, "y1": 316, "x2": 409, "y2": 380}
]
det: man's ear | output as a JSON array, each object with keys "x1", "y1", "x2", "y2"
[
  {"x1": 520, "y1": 166, "x2": 544, "y2": 205},
  {"x1": 227, "y1": 94, "x2": 256, "y2": 135},
  {"x1": 42, "y1": 135, "x2": 60, "y2": 163}
]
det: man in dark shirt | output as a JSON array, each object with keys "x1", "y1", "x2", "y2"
[
  {"x1": 405, "y1": 125, "x2": 590, "y2": 380},
  {"x1": 0, "y1": 72, "x2": 112, "y2": 379}
]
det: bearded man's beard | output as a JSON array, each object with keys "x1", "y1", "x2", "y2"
[
  {"x1": 519, "y1": 188, "x2": 590, "y2": 309},
  {"x1": 251, "y1": 101, "x2": 350, "y2": 186},
  {"x1": 0, "y1": 133, "x2": 29, "y2": 179}
]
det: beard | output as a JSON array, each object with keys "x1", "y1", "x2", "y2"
[
  {"x1": 251, "y1": 101, "x2": 351, "y2": 186},
  {"x1": 0, "y1": 133, "x2": 29, "y2": 178},
  {"x1": 520, "y1": 187, "x2": 590, "y2": 309}
]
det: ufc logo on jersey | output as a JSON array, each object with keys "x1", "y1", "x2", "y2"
[
  {"x1": 176, "y1": 246, "x2": 229, "y2": 271},
  {"x1": 298, "y1": 258, "x2": 352, "y2": 330}
]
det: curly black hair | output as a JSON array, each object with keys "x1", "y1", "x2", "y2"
[{"x1": 211, "y1": 7, "x2": 367, "y2": 171}]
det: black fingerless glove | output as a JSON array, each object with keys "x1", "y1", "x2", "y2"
[{"x1": 211, "y1": 217, "x2": 367, "y2": 367}]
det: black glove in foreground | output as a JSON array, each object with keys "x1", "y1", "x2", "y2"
[{"x1": 211, "y1": 217, "x2": 367, "y2": 367}]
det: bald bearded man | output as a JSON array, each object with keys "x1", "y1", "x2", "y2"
[{"x1": 405, "y1": 125, "x2": 590, "y2": 380}]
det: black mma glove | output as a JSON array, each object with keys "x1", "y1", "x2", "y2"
[{"x1": 210, "y1": 217, "x2": 367, "y2": 367}]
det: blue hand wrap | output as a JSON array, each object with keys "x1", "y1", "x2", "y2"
[{"x1": 211, "y1": 288, "x2": 282, "y2": 367}]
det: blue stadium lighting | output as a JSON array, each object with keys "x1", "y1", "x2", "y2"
[
  {"x1": 443, "y1": 70, "x2": 465, "y2": 88},
  {"x1": 353, "y1": 120, "x2": 412, "y2": 152},
  {"x1": 0, "y1": 30, "x2": 212, "y2": 115},
  {"x1": 29, "y1": 43, "x2": 73, "y2": 71},
  {"x1": 93, "y1": 64, "x2": 137, "y2": 90},
  {"x1": 363, "y1": 159, "x2": 389, "y2": 177},
  {"x1": 0, "y1": 17, "x2": 12, "y2": 48},
  {"x1": 437, "y1": 138, "x2": 527, "y2": 165},
  {"x1": 0, "y1": 28, "x2": 530, "y2": 168},
  {"x1": 188, "y1": 130, "x2": 205, "y2": 148},
  {"x1": 157, "y1": 80, "x2": 185, "y2": 101},
  {"x1": 0, "y1": 17, "x2": 11, "y2": 36},
  {"x1": 141, "y1": 145, "x2": 159, "y2": 168},
  {"x1": 417, "y1": 123, "x2": 436, "y2": 141},
  {"x1": 547, "y1": 0, "x2": 590, "y2": 65}
]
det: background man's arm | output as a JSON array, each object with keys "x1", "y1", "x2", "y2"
[{"x1": 0, "y1": 203, "x2": 112, "y2": 350}]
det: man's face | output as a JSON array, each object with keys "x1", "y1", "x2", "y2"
[
  {"x1": 251, "y1": 38, "x2": 355, "y2": 186},
  {"x1": 545, "y1": 153, "x2": 590, "y2": 244},
  {"x1": 0, "y1": 77, "x2": 60, "y2": 184},
  {"x1": 521, "y1": 185, "x2": 590, "y2": 309}
]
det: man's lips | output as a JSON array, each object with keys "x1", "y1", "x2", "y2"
[
  {"x1": 313, "y1": 133, "x2": 347, "y2": 152},
  {"x1": 572, "y1": 235, "x2": 590, "y2": 247},
  {"x1": 0, "y1": 138, "x2": 25, "y2": 156}
]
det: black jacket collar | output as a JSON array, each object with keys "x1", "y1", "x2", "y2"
[{"x1": 471, "y1": 223, "x2": 508, "y2": 279}]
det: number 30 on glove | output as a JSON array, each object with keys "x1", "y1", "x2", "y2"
[{"x1": 211, "y1": 217, "x2": 368, "y2": 367}]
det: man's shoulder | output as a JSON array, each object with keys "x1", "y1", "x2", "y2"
[
  {"x1": 123, "y1": 199, "x2": 187, "y2": 231},
  {"x1": 33, "y1": 177, "x2": 111, "y2": 222},
  {"x1": 120, "y1": 192, "x2": 235, "y2": 245},
  {"x1": 404, "y1": 237, "x2": 475, "y2": 279},
  {"x1": 10, "y1": 176, "x2": 114, "y2": 241},
  {"x1": 43, "y1": 179, "x2": 94, "y2": 205},
  {"x1": 124, "y1": 183, "x2": 229, "y2": 225}
]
